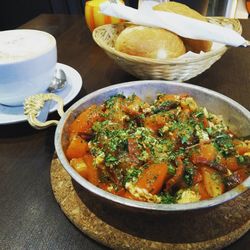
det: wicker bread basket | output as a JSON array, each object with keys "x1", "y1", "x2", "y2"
[{"x1": 92, "y1": 18, "x2": 242, "y2": 81}]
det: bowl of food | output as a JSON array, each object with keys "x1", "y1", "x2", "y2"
[
  {"x1": 92, "y1": 2, "x2": 242, "y2": 81},
  {"x1": 24, "y1": 80, "x2": 250, "y2": 213}
]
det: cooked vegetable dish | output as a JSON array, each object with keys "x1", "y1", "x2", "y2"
[{"x1": 65, "y1": 93, "x2": 250, "y2": 204}]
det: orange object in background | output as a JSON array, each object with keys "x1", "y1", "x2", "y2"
[
  {"x1": 247, "y1": 0, "x2": 250, "y2": 15},
  {"x1": 85, "y1": 0, "x2": 124, "y2": 32}
]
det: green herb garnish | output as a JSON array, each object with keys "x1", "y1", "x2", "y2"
[
  {"x1": 159, "y1": 193, "x2": 176, "y2": 204},
  {"x1": 183, "y1": 167, "x2": 194, "y2": 186}
]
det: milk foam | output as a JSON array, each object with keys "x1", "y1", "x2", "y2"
[{"x1": 0, "y1": 29, "x2": 56, "y2": 63}]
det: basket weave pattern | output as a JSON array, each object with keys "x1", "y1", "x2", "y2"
[{"x1": 93, "y1": 18, "x2": 242, "y2": 81}]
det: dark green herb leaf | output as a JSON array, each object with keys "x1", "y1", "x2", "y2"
[
  {"x1": 237, "y1": 155, "x2": 245, "y2": 164},
  {"x1": 206, "y1": 127, "x2": 213, "y2": 135},
  {"x1": 123, "y1": 167, "x2": 142, "y2": 185},
  {"x1": 181, "y1": 135, "x2": 189, "y2": 145},
  {"x1": 105, "y1": 94, "x2": 125, "y2": 109},
  {"x1": 213, "y1": 133, "x2": 235, "y2": 157},
  {"x1": 105, "y1": 154, "x2": 118, "y2": 166},
  {"x1": 236, "y1": 155, "x2": 250, "y2": 165},
  {"x1": 195, "y1": 111, "x2": 204, "y2": 118},
  {"x1": 168, "y1": 164, "x2": 176, "y2": 175},
  {"x1": 183, "y1": 167, "x2": 194, "y2": 186},
  {"x1": 159, "y1": 193, "x2": 176, "y2": 204}
]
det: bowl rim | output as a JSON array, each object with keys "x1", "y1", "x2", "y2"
[{"x1": 55, "y1": 80, "x2": 250, "y2": 212}]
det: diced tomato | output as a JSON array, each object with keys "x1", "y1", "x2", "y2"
[
  {"x1": 157, "y1": 94, "x2": 179, "y2": 103},
  {"x1": 68, "y1": 105, "x2": 104, "y2": 134},
  {"x1": 191, "y1": 143, "x2": 217, "y2": 164},
  {"x1": 136, "y1": 163, "x2": 168, "y2": 194},
  {"x1": 115, "y1": 188, "x2": 126, "y2": 196},
  {"x1": 144, "y1": 114, "x2": 167, "y2": 132},
  {"x1": 66, "y1": 136, "x2": 89, "y2": 160},
  {"x1": 203, "y1": 117, "x2": 209, "y2": 128},
  {"x1": 221, "y1": 157, "x2": 241, "y2": 171},
  {"x1": 83, "y1": 154, "x2": 100, "y2": 186}
]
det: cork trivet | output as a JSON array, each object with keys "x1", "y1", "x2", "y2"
[{"x1": 50, "y1": 156, "x2": 250, "y2": 250}]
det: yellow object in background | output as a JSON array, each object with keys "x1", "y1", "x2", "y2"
[{"x1": 85, "y1": 0, "x2": 124, "y2": 32}]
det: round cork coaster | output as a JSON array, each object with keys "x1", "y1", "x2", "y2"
[{"x1": 50, "y1": 156, "x2": 250, "y2": 250}]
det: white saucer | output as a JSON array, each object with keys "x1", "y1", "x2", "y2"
[{"x1": 0, "y1": 63, "x2": 82, "y2": 125}]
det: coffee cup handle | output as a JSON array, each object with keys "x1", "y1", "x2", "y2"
[{"x1": 24, "y1": 93, "x2": 64, "y2": 129}]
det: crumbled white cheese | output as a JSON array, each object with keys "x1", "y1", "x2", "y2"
[
  {"x1": 125, "y1": 182, "x2": 161, "y2": 203},
  {"x1": 94, "y1": 152, "x2": 105, "y2": 165},
  {"x1": 176, "y1": 189, "x2": 201, "y2": 204},
  {"x1": 142, "y1": 107, "x2": 152, "y2": 114},
  {"x1": 195, "y1": 125, "x2": 209, "y2": 142},
  {"x1": 181, "y1": 97, "x2": 198, "y2": 111}
]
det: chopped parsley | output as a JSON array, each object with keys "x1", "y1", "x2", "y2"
[
  {"x1": 123, "y1": 167, "x2": 142, "y2": 184},
  {"x1": 105, "y1": 154, "x2": 118, "y2": 167},
  {"x1": 195, "y1": 110, "x2": 204, "y2": 118},
  {"x1": 183, "y1": 166, "x2": 194, "y2": 186},
  {"x1": 159, "y1": 193, "x2": 176, "y2": 204},
  {"x1": 237, "y1": 155, "x2": 250, "y2": 165},
  {"x1": 237, "y1": 155, "x2": 245, "y2": 164},
  {"x1": 105, "y1": 94, "x2": 125, "y2": 109},
  {"x1": 168, "y1": 164, "x2": 176, "y2": 175},
  {"x1": 213, "y1": 133, "x2": 235, "y2": 157}
]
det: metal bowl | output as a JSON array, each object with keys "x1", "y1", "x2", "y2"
[{"x1": 54, "y1": 80, "x2": 250, "y2": 212}]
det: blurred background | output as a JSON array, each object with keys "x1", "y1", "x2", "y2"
[{"x1": 0, "y1": 0, "x2": 249, "y2": 30}]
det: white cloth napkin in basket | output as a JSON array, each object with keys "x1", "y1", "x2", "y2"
[{"x1": 100, "y1": 2, "x2": 249, "y2": 47}]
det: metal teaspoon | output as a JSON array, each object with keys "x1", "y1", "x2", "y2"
[{"x1": 38, "y1": 69, "x2": 67, "y2": 122}]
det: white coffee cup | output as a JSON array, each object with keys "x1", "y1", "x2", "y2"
[{"x1": 0, "y1": 29, "x2": 57, "y2": 106}]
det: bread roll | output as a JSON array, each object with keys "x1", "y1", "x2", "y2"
[
  {"x1": 115, "y1": 25, "x2": 186, "y2": 59},
  {"x1": 153, "y1": 2, "x2": 212, "y2": 53}
]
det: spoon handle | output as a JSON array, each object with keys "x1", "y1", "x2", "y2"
[{"x1": 37, "y1": 100, "x2": 52, "y2": 122}]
